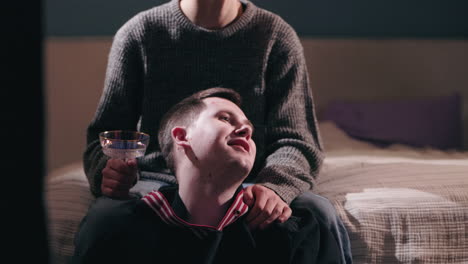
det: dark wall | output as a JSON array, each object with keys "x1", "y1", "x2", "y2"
[
  {"x1": 46, "y1": 0, "x2": 468, "y2": 37},
  {"x1": 2, "y1": 0, "x2": 48, "y2": 262}
]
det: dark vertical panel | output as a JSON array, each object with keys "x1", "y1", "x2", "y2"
[{"x1": 1, "y1": 0, "x2": 48, "y2": 262}]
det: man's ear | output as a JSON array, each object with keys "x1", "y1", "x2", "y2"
[{"x1": 172, "y1": 127, "x2": 190, "y2": 148}]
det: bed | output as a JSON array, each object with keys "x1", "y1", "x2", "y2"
[
  {"x1": 316, "y1": 121, "x2": 468, "y2": 263},
  {"x1": 46, "y1": 120, "x2": 468, "y2": 263}
]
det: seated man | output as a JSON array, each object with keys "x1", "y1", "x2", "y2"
[{"x1": 73, "y1": 88, "x2": 341, "y2": 263}]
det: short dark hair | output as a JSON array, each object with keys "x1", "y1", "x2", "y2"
[{"x1": 158, "y1": 87, "x2": 242, "y2": 171}]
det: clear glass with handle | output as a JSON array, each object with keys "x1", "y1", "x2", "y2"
[{"x1": 99, "y1": 130, "x2": 150, "y2": 159}]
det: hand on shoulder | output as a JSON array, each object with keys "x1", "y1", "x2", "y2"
[{"x1": 243, "y1": 184, "x2": 292, "y2": 230}]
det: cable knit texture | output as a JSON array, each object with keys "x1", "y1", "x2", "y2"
[{"x1": 84, "y1": 0, "x2": 324, "y2": 204}]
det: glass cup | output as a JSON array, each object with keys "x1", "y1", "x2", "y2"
[{"x1": 99, "y1": 130, "x2": 150, "y2": 160}]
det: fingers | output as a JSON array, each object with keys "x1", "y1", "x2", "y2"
[
  {"x1": 101, "y1": 185, "x2": 131, "y2": 199},
  {"x1": 277, "y1": 206, "x2": 292, "y2": 223},
  {"x1": 244, "y1": 185, "x2": 292, "y2": 230},
  {"x1": 248, "y1": 196, "x2": 275, "y2": 230},
  {"x1": 245, "y1": 189, "x2": 268, "y2": 223},
  {"x1": 258, "y1": 202, "x2": 285, "y2": 230},
  {"x1": 102, "y1": 175, "x2": 133, "y2": 191},
  {"x1": 105, "y1": 159, "x2": 137, "y2": 183},
  {"x1": 101, "y1": 159, "x2": 138, "y2": 198},
  {"x1": 248, "y1": 198, "x2": 291, "y2": 230},
  {"x1": 243, "y1": 186, "x2": 255, "y2": 207},
  {"x1": 126, "y1": 159, "x2": 138, "y2": 174}
]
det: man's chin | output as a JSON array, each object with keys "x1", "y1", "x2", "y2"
[
  {"x1": 222, "y1": 159, "x2": 253, "y2": 176},
  {"x1": 234, "y1": 162, "x2": 253, "y2": 177}
]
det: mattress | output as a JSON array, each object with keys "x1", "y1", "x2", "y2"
[
  {"x1": 316, "y1": 121, "x2": 468, "y2": 263},
  {"x1": 46, "y1": 163, "x2": 94, "y2": 264}
]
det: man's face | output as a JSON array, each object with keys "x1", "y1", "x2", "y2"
[{"x1": 186, "y1": 97, "x2": 256, "y2": 176}]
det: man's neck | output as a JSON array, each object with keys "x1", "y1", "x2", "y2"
[
  {"x1": 177, "y1": 168, "x2": 243, "y2": 227},
  {"x1": 179, "y1": 0, "x2": 243, "y2": 29}
]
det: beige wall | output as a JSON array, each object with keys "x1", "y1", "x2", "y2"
[
  {"x1": 46, "y1": 38, "x2": 468, "y2": 172},
  {"x1": 45, "y1": 38, "x2": 110, "y2": 172},
  {"x1": 302, "y1": 39, "x2": 468, "y2": 116}
]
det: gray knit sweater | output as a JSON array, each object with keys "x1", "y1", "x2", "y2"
[{"x1": 84, "y1": 0, "x2": 323, "y2": 204}]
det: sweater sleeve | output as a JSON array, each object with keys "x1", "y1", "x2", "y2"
[
  {"x1": 255, "y1": 29, "x2": 324, "y2": 204},
  {"x1": 83, "y1": 20, "x2": 144, "y2": 197}
]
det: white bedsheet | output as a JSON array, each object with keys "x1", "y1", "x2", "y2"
[{"x1": 317, "y1": 121, "x2": 468, "y2": 264}]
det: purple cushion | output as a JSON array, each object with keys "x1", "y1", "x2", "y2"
[{"x1": 323, "y1": 93, "x2": 462, "y2": 150}]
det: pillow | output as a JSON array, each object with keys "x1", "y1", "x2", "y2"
[
  {"x1": 319, "y1": 121, "x2": 381, "y2": 152},
  {"x1": 322, "y1": 93, "x2": 462, "y2": 150}
]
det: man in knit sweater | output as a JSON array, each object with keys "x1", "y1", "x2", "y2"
[
  {"x1": 83, "y1": 0, "x2": 352, "y2": 262},
  {"x1": 74, "y1": 88, "x2": 341, "y2": 263}
]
